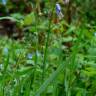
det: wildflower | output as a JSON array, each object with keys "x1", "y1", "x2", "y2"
[
  {"x1": 56, "y1": 3, "x2": 64, "y2": 19},
  {"x1": 3, "y1": 47, "x2": 9, "y2": 55},
  {"x1": 27, "y1": 53, "x2": 33, "y2": 59},
  {"x1": 56, "y1": 3, "x2": 61, "y2": 15},
  {"x1": 2, "y1": 0, "x2": 7, "y2": 5}
]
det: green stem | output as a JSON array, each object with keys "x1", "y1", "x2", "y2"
[{"x1": 42, "y1": 1, "x2": 55, "y2": 81}]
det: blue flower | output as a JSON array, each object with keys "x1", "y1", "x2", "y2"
[
  {"x1": 56, "y1": 3, "x2": 64, "y2": 19},
  {"x1": 2, "y1": 0, "x2": 7, "y2": 5},
  {"x1": 56, "y1": 3, "x2": 61, "y2": 15},
  {"x1": 27, "y1": 53, "x2": 33, "y2": 59},
  {"x1": 3, "y1": 47, "x2": 9, "y2": 55}
]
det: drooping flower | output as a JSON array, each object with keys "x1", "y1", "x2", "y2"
[
  {"x1": 56, "y1": 3, "x2": 64, "y2": 19},
  {"x1": 2, "y1": 0, "x2": 7, "y2": 5},
  {"x1": 56, "y1": 3, "x2": 61, "y2": 15}
]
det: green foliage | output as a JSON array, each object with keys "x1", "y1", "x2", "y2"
[{"x1": 0, "y1": 0, "x2": 96, "y2": 96}]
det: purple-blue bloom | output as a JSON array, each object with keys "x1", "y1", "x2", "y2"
[
  {"x1": 56, "y1": 3, "x2": 64, "y2": 19},
  {"x1": 56, "y1": 3, "x2": 61, "y2": 15},
  {"x1": 2, "y1": 0, "x2": 7, "y2": 5}
]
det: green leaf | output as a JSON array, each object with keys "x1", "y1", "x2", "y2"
[{"x1": 24, "y1": 12, "x2": 35, "y2": 26}]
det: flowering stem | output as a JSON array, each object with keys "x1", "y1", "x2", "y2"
[{"x1": 42, "y1": 2, "x2": 55, "y2": 81}]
